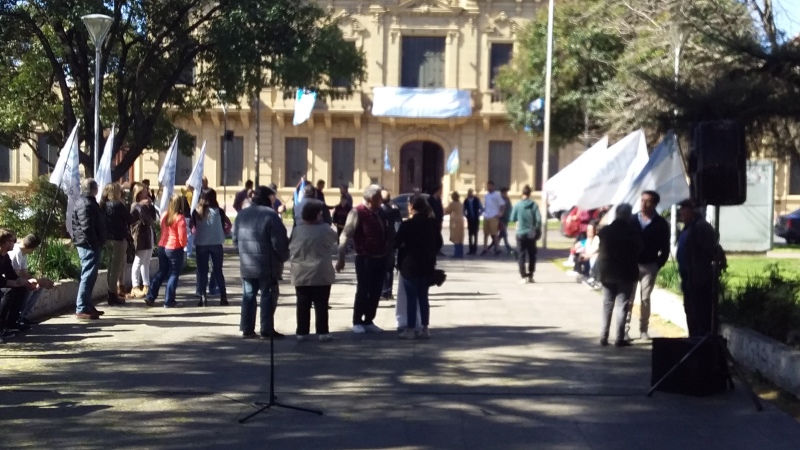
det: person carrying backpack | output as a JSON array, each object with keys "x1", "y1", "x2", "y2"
[{"x1": 509, "y1": 185, "x2": 542, "y2": 284}]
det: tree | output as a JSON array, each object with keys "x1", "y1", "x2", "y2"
[
  {"x1": 496, "y1": 0, "x2": 625, "y2": 150},
  {"x1": 0, "y1": 0, "x2": 366, "y2": 179}
]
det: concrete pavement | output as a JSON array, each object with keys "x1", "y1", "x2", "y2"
[{"x1": 1, "y1": 242, "x2": 799, "y2": 449}]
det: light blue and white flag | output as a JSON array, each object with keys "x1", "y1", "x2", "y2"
[
  {"x1": 606, "y1": 131, "x2": 689, "y2": 222},
  {"x1": 187, "y1": 140, "x2": 207, "y2": 213},
  {"x1": 49, "y1": 121, "x2": 81, "y2": 238},
  {"x1": 293, "y1": 89, "x2": 317, "y2": 126},
  {"x1": 95, "y1": 123, "x2": 115, "y2": 203},
  {"x1": 293, "y1": 177, "x2": 308, "y2": 207},
  {"x1": 446, "y1": 147, "x2": 460, "y2": 175},
  {"x1": 383, "y1": 145, "x2": 392, "y2": 171},
  {"x1": 158, "y1": 132, "x2": 180, "y2": 214}
]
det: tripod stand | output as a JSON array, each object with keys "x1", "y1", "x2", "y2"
[
  {"x1": 647, "y1": 206, "x2": 762, "y2": 411},
  {"x1": 238, "y1": 326, "x2": 323, "y2": 423}
]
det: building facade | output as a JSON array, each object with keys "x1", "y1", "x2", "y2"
[{"x1": 2, "y1": 0, "x2": 799, "y2": 214}]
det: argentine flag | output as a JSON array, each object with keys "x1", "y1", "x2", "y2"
[
  {"x1": 293, "y1": 89, "x2": 317, "y2": 126},
  {"x1": 383, "y1": 145, "x2": 392, "y2": 171},
  {"x1": 293, "y1": 177, "x2": 308, "y2": 206},
  {"x1": 446, "y1": 147, "x2": 460, "y2": 175}
]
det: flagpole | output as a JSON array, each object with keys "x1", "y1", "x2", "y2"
[{"x1": 541, "y1": 0, "x2": 555, "y2": 250}]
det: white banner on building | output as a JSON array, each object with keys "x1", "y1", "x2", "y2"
[
  {"x1": 371, "y1": 87, "x2": 472, "y2": 118},
  {"x1": 48, "y1": 121, "x2": 81, "y2": 238}
]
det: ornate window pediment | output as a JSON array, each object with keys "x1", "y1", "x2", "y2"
[
  {"x1": 332, "y1": 10, "x2": 366, "y2": 38},
  {"x1": 484, "y1": 11, "x2": 521, "y2": 36},
  {"x1": 393, "y1": 0, "x2": 463, "y2": 15}
]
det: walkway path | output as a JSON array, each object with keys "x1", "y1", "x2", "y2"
[{"x1": 2, "y1": 244, "x2": 799, "y2": 449}]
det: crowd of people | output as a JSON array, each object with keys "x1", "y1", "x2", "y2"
[{"x1": 0, "y1": 174, "x2": 712, "y2": 348}]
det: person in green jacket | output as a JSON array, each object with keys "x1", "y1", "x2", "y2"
[{"x1": 509, "y1": 185, "x2": 542, "y2": 283}]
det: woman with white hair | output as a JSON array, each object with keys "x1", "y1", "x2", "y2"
[{"x1": 596, "y1": 203, "x2": 642, "y2": 347}]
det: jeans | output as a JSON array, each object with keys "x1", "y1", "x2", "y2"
[
  {"x1": 353, "y1": 255, "x2": 386, "y2": 325},
  {"x1": 185, "y1": 223, "x2": 195, "y2": 257},
  {"x1": 0, "y1": 287, "x2": 28, "y2": 329},
  {"x1": 467, "y1": 219, "x2": 479, "y2": 254},
  {"x1": 682, "y1": 280, "x2": 714, "y2": 337},
  {"x1": 295, "y1": 285, "x2": 331, "y2": 335},
  {"x1": 132, "y1": 249, "x2": 152, "y2": 288},
  {"x1": 600, "y1": 282, "x2": 634, "y2": 342},
  {"x1": 453, "y1": 243, "x2": 464, "y2": 258},
  {"x1": 499, "y1": 223, "x2": 513, "y2": 253},
  {"x1": 515, "y1": 235, "x2": 537, "y2": 278},
  {"x1": 19, "y1": 289, "x2": 43, "y2": 320},
  {"x1": 195, "y1": 245, "x2": 226, "y2": 298},
  {"x1": 401, "y1": 275, "x2": 430, "y2": 329},
  {"x1": 106, "y1": 239, "x2": 128, "y2": 293},
  {"x1": 626, "y1": 263, "x2": 659, "y2": 334},
  {"x1": 76, "y1": 246, "x2": 101, "y2": 314},
  {"x1": 148, "y1": 247, "x2": 185, "y2": 306},
  {"x1": 241, "y1": 277, "x2": 277, "y2": 334}
]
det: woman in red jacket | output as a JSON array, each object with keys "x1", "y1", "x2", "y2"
[{"x1": 146, "y1": 194, "x2": 188, "y2": 307}]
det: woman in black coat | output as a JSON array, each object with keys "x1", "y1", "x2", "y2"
[{"x1": 395, "y1": 194, "x2": 443, "y2": 339}]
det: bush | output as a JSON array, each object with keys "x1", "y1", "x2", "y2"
[
  {"x1": 656, "y1": 261, "x2": 681, "y2": 294},
  {"x1": 720, "y1": 265, "x2": 800, "y2": 345},
  {"x1": 0, "y1": 177, "x2": 68, "y2": 238},
  {"x1": 28, "y1": 241, "x2": 81, "y2": 281}
]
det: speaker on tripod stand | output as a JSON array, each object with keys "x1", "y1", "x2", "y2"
[{"x1": 649, "y1": 120, "x2": 762, "y2": 410}]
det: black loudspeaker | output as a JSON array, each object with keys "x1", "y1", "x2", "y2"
[
  {"x1": 689, "y1": 120, "x2": 747, "y2": 206},
  {"x1": 651, "y1": 337, "x2": 730, "y2": 396}
]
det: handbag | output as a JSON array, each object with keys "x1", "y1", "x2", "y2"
[{"x1": 429, "y1": 269, "x2": 447, "y2": 287}]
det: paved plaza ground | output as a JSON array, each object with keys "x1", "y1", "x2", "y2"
[{"x1": 2, "y1": 239, "x2": 800, "y2": 449}]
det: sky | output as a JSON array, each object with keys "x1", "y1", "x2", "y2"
[{"x1": 773, "y1": 0, "x2": 800, "y2": 39}]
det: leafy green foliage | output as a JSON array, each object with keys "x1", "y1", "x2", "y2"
[
  {"x1": 28, "y1": 241, "x2": 82, "y2": 281},
  {"x1": 0, "y1": 177, "x2": 68, "y2": 239},
  {"x1": 0, "y1": 0, "x2": 366, "y2": 177}
]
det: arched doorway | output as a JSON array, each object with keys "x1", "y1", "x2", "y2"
[{"x1": 399, "y1": 141, "x2": 444, "y2": 194}]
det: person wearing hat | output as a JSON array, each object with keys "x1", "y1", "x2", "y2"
[{"x1": 676, "y1": 199, "x2": 719, "y2": 337}]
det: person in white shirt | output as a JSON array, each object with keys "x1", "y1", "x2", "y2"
[
  {"x1": 481, "y1": 181, "x2": 506, "y2": 255},
  {"x1": 9, "y1": 234, "x2": 54, "y2": 330}
]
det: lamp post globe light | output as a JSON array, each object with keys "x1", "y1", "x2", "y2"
[{"x1": 82, "y1": 13, "x2": 114, "y2": 176}]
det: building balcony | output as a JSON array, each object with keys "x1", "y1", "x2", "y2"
[
  {"x1": 480, "y1": 90, "x2": 507, "y2": 116},
  {"x1": 269, "y1": 88, "x2": 367, "y2": 115}
]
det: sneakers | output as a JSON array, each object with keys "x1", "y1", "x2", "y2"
[
  {"x1": 296, "y1": 334, "x2": 310, "y2": 342},
  {"x1": 640, "y1": 332, "x2": 651, "y2": 341},
  {"x1": 364, "y1": 323, "x2": 383, "y2": 333},
  {"x1": 352, "y1": 324, "x2": 366, "y2": 334},
  {"x1": 518, "y1": 277, "x2": 529, "y2": 284},
  {"x1": 318, "y1": 334, "x2": 333, "y2": 342},
  {"x1": 398, "y1": 329, "x2": 416, "y2": 340},
  {"x1": 416, "y1": 327, "x2": 430, "y2": 339}
]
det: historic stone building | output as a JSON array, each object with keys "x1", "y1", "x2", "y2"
[{"x1": 2, "y1": 0, "x2": 799, "y2": 214}]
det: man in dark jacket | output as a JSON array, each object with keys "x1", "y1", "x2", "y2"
[
  {"x1": 597, "y1": 203, "x2": 642, "y2": 347},
  {"x1": 72, "y1": 178, "x2": 108, "y2": 320},
  {"x1": 676, "y1": 199, "x2": 719, "y2": 337},
  {"x1": 626, "y1": 190, "x2": 671, "y2": 341},
  {"x1": 380, "y1": 189, "x2": 402, "y2": 299},
  {"x1": 233, "y1": 186, "x2": 290, "y2": 339},
  {"x1": 336, "y1": 184, "x2": 390, "y2": 333},
  {"x1": 463, "y1": 189, "x2": 483, "y2": 255}
]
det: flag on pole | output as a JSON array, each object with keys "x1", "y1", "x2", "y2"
[
  {"x1": 158, "y1": 132, "x2": 180, "y2": 214},
  {"x1": 446, "y1": 147, "x2": 460, "y2": 175},
  {"x1": 187, "y1": 140, "x2": 207, "y2": 213},
  {"x1": 49, "y1": 121, "x2": 81, "y2": 238},
  {"x1": 95, "y1": 123, "x2": 115, "y2": 202},
  {"x1": 383, "y1": 145, "x2": 392, "y2": 171},
  {"x1": 606, "y1": 131, "x2": 689, "y2": 222},
  {"x1": 293, "y1": 177, "x2": 308, "y2": 207},
  {"x1": 293, "y1": 89, "x2": 317, "y2": 126}
]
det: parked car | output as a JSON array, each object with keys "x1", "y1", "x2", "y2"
[
  {"x1": 775, "y1": 208, "x2": 800, "y2": 244},
  {"x1": 391, "y1": 193, "x2": 429, "y2": 219}
]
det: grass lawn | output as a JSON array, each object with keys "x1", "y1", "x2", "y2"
[
  {"x1": 772, "y1": 243, "x2": 800, "y2": 253},
  {"x1": 725, "y1": 255, "x2": 800, "y2": 288}
]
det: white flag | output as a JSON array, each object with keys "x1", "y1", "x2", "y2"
[
  {"x1": 158, "y1": 132, "x2": 180, "y2": 213},
  {"x1": 574, "y1": 130, "x2": 649, "y2": 210},
  {"x1": 187, "y1": 140, "x2": 206, "y2": 213},
  {"x1": 292, "y1": 89, "x2": 317, "y2": 126},
  {"x1": 446, "y1": 147, "x2": 460, "y2": 175},
  {"x1": 544, "y1": 136, "x2": 609, "y2": 213},
  {"x1": 95, "y1": 123, "x2": 115, "y2": 202},
  {"x1": 606, "y1": 131, "x2": 690, "y2": 222},
  {"x1": 49, "y1": 121, "x2": 81, "y2": 238}
]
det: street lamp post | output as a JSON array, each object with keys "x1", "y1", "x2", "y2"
[
  {"x1": 82, "y1": 14, "x2": 114, "y2": 177},
  {"x1": 216, "y1": 90, "x2": 228, "y2": 210},
  {"x1": 541, "y1": 0, "x2": 555, "y2": 249}
]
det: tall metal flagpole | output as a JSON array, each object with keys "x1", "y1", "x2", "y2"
[
  {"x1": 541, "y1": 0, "x2": 555, "y2": 249},
  {"x1": 255, "y1": 92, "x2": 261, "y2": 186}
]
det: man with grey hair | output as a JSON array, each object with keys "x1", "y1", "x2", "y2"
[
  {"x1": 336, "y1": 184, "x2": 390, "y2": 333},
  {"x1": 596, "y1": 203, "x2": 642, "y2": 347},
  {"x1": 72, "y1": 178, "x2": 108, "y2": 320}
]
